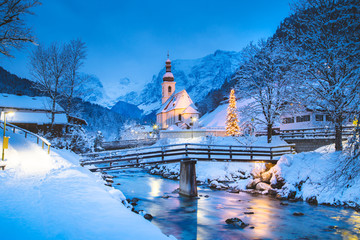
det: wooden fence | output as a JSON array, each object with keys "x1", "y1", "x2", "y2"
[
  {"x1": 280, "y1": 126, "x2": 354, "y2": 140},
  {"x1": 80, "y1": 143, "x2": 296, "y2": 172},
  {"x1": 0, "y1": 121, "x2": 51, "y2": 154}
]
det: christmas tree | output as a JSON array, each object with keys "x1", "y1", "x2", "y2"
[{"x1": 226, "y1": 89, "x2": 240, "y2": 136}]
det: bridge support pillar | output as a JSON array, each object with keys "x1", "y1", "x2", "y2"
[{"x1": 179, "y1": 158, "x2": 197, "y2": 197}]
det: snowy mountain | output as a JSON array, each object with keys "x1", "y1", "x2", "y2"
[
  {"x1": 137, "y1": 50, "x2": 242, "y2": 116},
  {"x1": 75, "y1": 76, "x2": 141, "y2": 108},
  {"x1": 74, "y1": 74, "x2": 107, "y2": 104},
  {"x1": 104, "y1": 77, "x2": 143, "y2": 107},
  {"x1": 111, "y1": 100, "x2": 143, "y2": 120},
  {"x1": 75, "y1": 50, "x2": 242, "y2": 117}
]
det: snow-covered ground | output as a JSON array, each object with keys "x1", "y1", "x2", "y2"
[
  {"x1": 0, "y1": 130, "x2": 172, "y2": 239},
  {"x1": 268, "y1": 144, "x2": 360, "y2": 208},
  {"x1": 228, "y1": 142, "x2": 360, "y2": 209}
]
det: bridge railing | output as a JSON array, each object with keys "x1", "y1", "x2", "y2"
[
  {"x1": 0, "y1": 121, "x2": 51, "y2": 154},
  {"x1": 280, "y1": 126, "x2": 354, "y2": 139},
  {"x1": 80, "y1": 143, "x2": 296, "y2": 171}
]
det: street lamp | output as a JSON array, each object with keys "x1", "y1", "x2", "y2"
[
  {"x1": 191, "y1": 117, "x2": 197, "y2": 138},
  {"x1": 2, "y1": 111, "x2": 14, "y2": 161},
  {"x1": 153, "y1": 124, "x2": 159, "y2": 139}
]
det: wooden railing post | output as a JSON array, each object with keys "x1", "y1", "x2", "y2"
[
  {"x1": 42, "y1": 141, "x2": 44, "y2": 149},
  {"x1": 208, "y1": 145, "x2": 211, "y2": 159},
  {"x1": 250, "y1": 147, "x2": 253, "y2": 161},
  {"x1": 161, "y1": 146, "x2": 165, "y2": 161},
  {"x1": 270, "y1": 147, "x2": 273, "y2": 160},
  {"x1": 185, "y1": 144, "x2": 188, "y2": 157},
  {"x1": 229, "y1": 146, "x2": 232, "y2": 160},
  {"x1": 47, "y1": 145, "x2": 50, "y2": 154}
]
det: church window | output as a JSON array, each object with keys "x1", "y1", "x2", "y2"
[
  {"x1": 178, "y1": 114, "x2": 182, "y2": 121},
  {"x1": 168, "y1": 86, "x2": 172, "y2": 93}
]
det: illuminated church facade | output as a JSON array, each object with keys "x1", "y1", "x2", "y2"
[{"x1": 156, "y1": 56, "x2": 200, "y2": 130}]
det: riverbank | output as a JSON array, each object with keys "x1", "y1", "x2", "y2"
[{"x1": 0, "y1": 130, "x2": 172, "y2": 239}]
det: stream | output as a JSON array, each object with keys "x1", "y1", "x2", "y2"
[{"x1": 112, "y1": 168, "x2": 360, "y2": 240}]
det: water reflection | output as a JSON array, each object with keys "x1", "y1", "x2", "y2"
[
  {"x1": 113, "y1": 169, "x2": 360, "y2": 240},
  {"x1": 149, "y1": 178, "x2": 162, "y2": 198}
]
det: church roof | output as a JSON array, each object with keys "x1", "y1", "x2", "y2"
[
  {"x1": 156, "y1": 90, "x2": 199, "y2": 114},
  {"x1": 182, "y1": 105, "x2": 199, "y2": 114}
]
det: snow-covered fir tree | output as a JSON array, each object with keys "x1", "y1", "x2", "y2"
[{"x1": 225, "y1": 89, "x2": 240, "y2": 136}]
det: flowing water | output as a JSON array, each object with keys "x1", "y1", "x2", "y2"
[{"x1": 112, "y1": 169, "x2": 360, "y2": 240}]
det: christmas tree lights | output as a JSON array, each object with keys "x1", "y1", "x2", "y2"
[{"x1": 226, "y1": 89, "x2": 240, "y2": 136}]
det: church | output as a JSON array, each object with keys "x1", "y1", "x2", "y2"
[{"x1": 156, "y1": 56, "x2": 200, "y2": 130}]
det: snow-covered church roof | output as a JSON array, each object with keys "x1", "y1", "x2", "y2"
[{"x1": 157, "y1": 90, "x2": 199, "y2": 115}]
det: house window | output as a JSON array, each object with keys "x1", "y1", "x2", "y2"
[
  {"x1": 315, "y1": 114, "x2": 324, "y2": 121},
  {"x1": 326, "y1": 115, "x2": 332, "y2": 122},
  {"x1": 296, "y1": 115, "x2": 310, "y2": 122},
  {"x1": 178, "y1": 114, "x2": 182, "y2": 121},
  {"x1": 168, "y1": 86, "x2": 172, "y2": 93},
  {"x1": 282, "y1": 117, "x2": 294, "y2": 124}
]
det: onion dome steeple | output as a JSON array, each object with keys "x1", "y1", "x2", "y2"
[{"x1": 163, "y1": 52, "x2": 174, "y2": 82}]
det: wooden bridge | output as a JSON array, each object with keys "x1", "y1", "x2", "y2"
[{"x1": 80, "y1": 143, "x2": 295, "y2": 197}]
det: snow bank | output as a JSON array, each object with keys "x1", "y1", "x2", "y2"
[
  {"x1": 0, "y1": 131, "x2": 171, "y2": 240},
  {"x1": 269, "y1": 144, "x2": 360, "y2": 208}
]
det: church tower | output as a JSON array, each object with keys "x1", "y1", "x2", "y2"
[{"x1": 161, "y1": 54, "x2": 176, "y2": 104}]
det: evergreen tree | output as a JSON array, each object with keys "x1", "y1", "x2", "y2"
[{"x1": 225, "y1": 89, "x2": 240, "y2": 136}]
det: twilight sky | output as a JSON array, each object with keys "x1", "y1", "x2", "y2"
[{"x1": 0, "y1": 0, "x2": 292, "y2": 92}]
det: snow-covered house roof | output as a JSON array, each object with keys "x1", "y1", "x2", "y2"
[
  {"x1": 0, "y1": 94, "x2": 68, "y2": 125},
  {"x1": 4, "y1": 112, "x2": 68, "y2": 124},
  {"x1": 157, "y1": 90, "x2": 199, "y2": 114},
  {"x1": 0, "y1": 94, "x2": 65, "y2": 112}
]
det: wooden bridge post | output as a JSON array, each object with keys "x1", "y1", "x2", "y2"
[{"x1": 179, "y1": 157, "x2": 197, "y2": 197}]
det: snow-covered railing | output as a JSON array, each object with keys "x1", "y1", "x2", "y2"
[
  {"x1": 80, "y1": 143, "x2": 296, "y2": 172},
  {"x1": 0, "y1": 121, "x2": 51, "y2": 154},
  {"x1": 280, "y1": 126, "x2": 354, "y2": 140}
]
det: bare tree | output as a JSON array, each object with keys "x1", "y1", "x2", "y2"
[
  {"x1": 0, "y1": 0, "x2": 40, "y2": 57},
  {"x1": 61, "y1": 39, "x2": 86, "y2": 117},
  {"x1": 30, "y1": 42, "x2": 68, "y2": 128}
]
